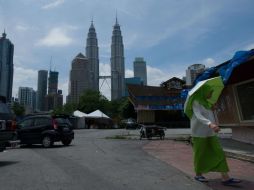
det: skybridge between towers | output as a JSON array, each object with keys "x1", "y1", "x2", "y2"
[{"x1": 99, "y1": 75, "x2": 111, "y2": 90}]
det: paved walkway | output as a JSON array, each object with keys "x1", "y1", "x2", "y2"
[
  {"x1": 126, "y1": 128, "x2": 254, "y2": 162},
  {"x1": 143, "y1": 140, "x2": 254, "y2": 190}
]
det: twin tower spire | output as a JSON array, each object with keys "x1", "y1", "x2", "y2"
[{"x1": 85, "y1": 18, "x2": 125, "y2": 100}]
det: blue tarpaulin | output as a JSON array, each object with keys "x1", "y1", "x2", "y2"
[
  {"x1": 218, "y1": 50, "x2": 254, "y2": 84},
  {"x1": 181, "y1": 49, "x2": 254, "y2": 109},
  {"x1": 193, "y1": 49, "x2": 254, "y2": 85},
  {"x1": 193, "y1": 67, "x2": 217, "y2": 85}
]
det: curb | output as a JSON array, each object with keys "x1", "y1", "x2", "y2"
[{"x1": 224, "y1": 150, "x2": 254, "y2": 163}]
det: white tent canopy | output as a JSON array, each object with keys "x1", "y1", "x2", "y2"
[
  {"x1": 86, "y1": 110, "x2": 110, "y2": 119},
  {"x1": 73, "y1": 110, "x2": 88, "y2": 117}
]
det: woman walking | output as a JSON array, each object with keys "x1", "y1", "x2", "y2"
[{"x1": 184, "y1": 77, "x2": 241, "y2": 185}]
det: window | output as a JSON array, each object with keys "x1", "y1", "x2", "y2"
[
  {"x1": 19, "y1": 119, "x2": 33, "y2": 128},
  {"x1": 236, "y1": 80, "x2": 254, "y2": 121},
  {"x1": 0, "y1": 103, "x2": 11, "y2": 113},
  {"x1": 34, "y1": 118, "x2": 51, "y2": 126},
  {"x1": 55, "y1": 118, "x2": 71, "y2": 125}
]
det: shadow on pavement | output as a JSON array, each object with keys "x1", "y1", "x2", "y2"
[
  {"x1": 208, "y1": 179, "x2": 254, "y2": 190},
  {"x1": 19, "y1": 144, "x2": 74, "y2": 149},
  {"x1": 0, "y1": 161, "x2": 19, "y2": 168}
]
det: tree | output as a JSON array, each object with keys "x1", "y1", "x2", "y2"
[
  {"x1": 52, "y1": 102, "x2": 78, "y2": 115},
  {"x1": 78, "y1": 90, "x2": 109, "y2": 114},
  {"x1": 12, "y1": 102, "x2": 25, "y2": 116},
  {"x1": 118, "y1": 98, "x2": 136, "y2": 119}
]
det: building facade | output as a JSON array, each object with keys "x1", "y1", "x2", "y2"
[
  {"x1": 48, "y1": 70, "x2": 58, "y2": 95},
  {"x1": 18, "y1": 87, "x2": 36, "y2": 113},
  {"x1": 186, "y1": 64, "x2": 205, "y2": 86},
  {"x1": 0, "y1": 31, "x2": 14, "y2": 102},
  {"x1": 86, "y1": 21, "x2": 99, "y2": 91},
  {"x1": 111, "y1": 18, "x2": 125, "y2": 100},
  {"x1": 128, "y1": 84, "x2": 187, "y2": 127},
  {"x1": 36, "y1": 70, "x2": 48, "y2": 111},
  {"x1": 133, "y1": 57, "x2": 147, "y2": 85},
  {"x1": 161, "y1": 77, "x2": 185, "y2": 90},
  {"x1": 67, "y1": 53, "x2": 90, "y2": 104},
  {"x1": 45, "y1": 90, "x2": 63, "y2": 111},
  {"x1": 45, "y1": 70, "x2": 62, "y2": 111}
]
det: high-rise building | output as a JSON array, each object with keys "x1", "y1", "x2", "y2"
[
  {"x1": 45, "y1": 90, "x2": 63, "y2": 111},
  {"x1": 36, "y1": 70, "x2": 48, "y2": 111},
  {"x1": 0, "y1": 31, "x2": 14, "y2": 102},
  {"x1": 133, "y1": 57, "x2": 147, "y2": 85},
  {"x1": 86, "y1": 21, "x2": 99, "y2": 91},
  {"x1": 67, "y1": 53, "x2": 90, "y2": 104},
  {"x1": 48, "y1": 70, "x2": 58, "y2": 94},
  {"x1": 18, "y1": 87, "x2": 36, "y2": 113},
  {"x1": 186, "y1": 64, "x2": 206, "y2": 86},
  {"x1": 111, "y1": 17, "x2": 125, "y2": 100},
  {"x1": 45, "y1": 70, "x2": 61, "y2": 111}
]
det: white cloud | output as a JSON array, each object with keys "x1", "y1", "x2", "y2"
[
  {"x1": 99, "y1": 63, "x2": 110, "y2": 76},
  {"x1": 42, "y1": 0, "x2": 65, "y2": 10},
  {"x1": 244, "y1": 43, "x2": 254, "y2": 50},
  {"x1": 15, "y1": 24, "x2": 29, "y2": 31},
  {"x1": 36, "y1": 27, "x2": 73, "y2": 47},
  {"x1": 13, "y1": 66, "x2": 38, "y2": 98},
  {"x1": 125, "y1": 69, "x2": 133, "y2": 78},
  {"x1": 201, "y1": 58, "x2": 216, "y2": 68},
  {"x1": 58, "y1": 80, "x2": 68, "y2": 103},
  {"x1": 147, "y1": 65, "x2": 171, "y2": 86}
]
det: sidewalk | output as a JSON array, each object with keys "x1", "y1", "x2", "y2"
[
  {"x1": 220, "y1": 138, "x2": 254, "y2": 163},
  {"x1": 143, "y1": 139, "x2": 254, "y2": 190},
  {"x1": 123, "y1": 128, "x2": 254, "y2": 189},
  {"x1": 126, "y1": 128, "x2": 254, "y2": 163}
]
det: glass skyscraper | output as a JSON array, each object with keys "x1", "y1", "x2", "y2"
[
  {"x1": 133, "y1": 57, "x2": 147, "y2": 86},
  {"x1": 48, "y1": 70, "x2": 59, "y2": 95},
  {"x1": 86, "y1": 21, "x2": 99, "y2": 91},
  {"x1": 36, "y1": 70, "x2": 48, "y2": 111},
  {"x1": 67, "y1": 53, "x2": 90, "y2": 104},
  {"x1": 0, "y1": 31, "x2": 14, "y2": 102},
  {"x1": 111, "y1": 17, "x2": 125, "y2": 100}
]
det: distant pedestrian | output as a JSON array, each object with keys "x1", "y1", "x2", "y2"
[{"x1": 184, "y1": 77, "x2": 241, "y2": 185}]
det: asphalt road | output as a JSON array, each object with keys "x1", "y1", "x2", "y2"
[{"x1": 0, "y1": 129, "x2": 211, "y2": 190}]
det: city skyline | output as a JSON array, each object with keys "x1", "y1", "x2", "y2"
[{"x1": 1, "y1": 0, "x2": 254, "y2": 100}]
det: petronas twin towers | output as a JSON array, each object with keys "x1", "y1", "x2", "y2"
[
  {"x1": 110, "y1": 18, "x2": 125, "y2": 100},
  {"x1": 68, "y1": 18, "x2": 125, "y2": 103}
]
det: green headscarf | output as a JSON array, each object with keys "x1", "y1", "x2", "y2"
[
  {"x1": 184, "y1": 76, "x2": 224, "y2": 119},
  {"x1": 194, "y1": 85, "x2": 214, "y2": 109}
]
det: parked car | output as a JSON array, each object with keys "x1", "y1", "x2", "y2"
[
  {"x1": 0, "y1": 96, "x2": 19, "y2": 152},
  {"x1": 16, "y1": 114, "x2": 74, "y2": 148},
  {"x1": 120, "y1": 118, "x2": 138, "y2": 129}
]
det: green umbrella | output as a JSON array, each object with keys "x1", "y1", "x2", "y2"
[{"x1": 184, "y1": 76, "x2": 224, "y2": 119}]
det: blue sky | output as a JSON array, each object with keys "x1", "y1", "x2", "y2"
[{"x1": 1, "y1": 0, "x2": 254, "y2": 101}]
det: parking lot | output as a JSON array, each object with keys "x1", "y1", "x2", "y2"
[{"x1": 0, "y1": 129, "x2": 212, "y2": 190}]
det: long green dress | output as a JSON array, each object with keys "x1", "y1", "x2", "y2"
[{"x1": 191, "y1": 100, "x2": 229, "y2": 174}]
